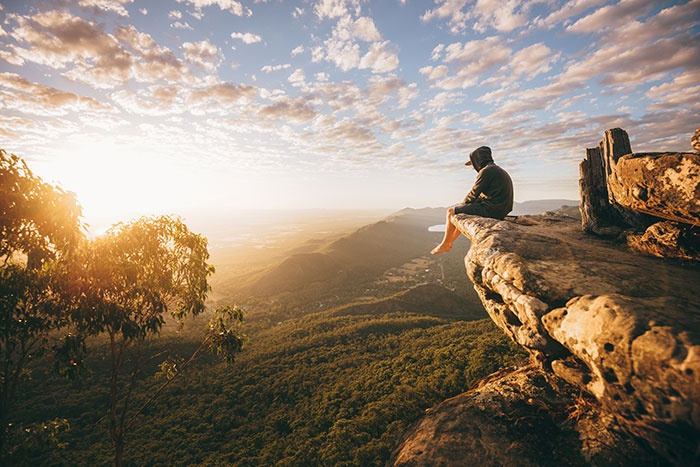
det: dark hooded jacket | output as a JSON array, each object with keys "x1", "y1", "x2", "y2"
[{"x1": 455, "y1": 149, "x2": 513, "y2": 220}]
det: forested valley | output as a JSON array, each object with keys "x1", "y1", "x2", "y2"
[{"x1": 2, "y1": 149, "x2": 527, "y2": 466}]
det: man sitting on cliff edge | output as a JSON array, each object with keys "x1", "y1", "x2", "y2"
[{"x1": 431, "y1": 146, "x2": 513, "y2": 254}]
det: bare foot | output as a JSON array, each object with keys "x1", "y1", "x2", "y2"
[{"x1": 431, "y1": 243, "x2": 452, "y2": 254}]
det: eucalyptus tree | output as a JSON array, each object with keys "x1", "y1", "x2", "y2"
[
  {"x1": 0, "y1": 149, "x2": 84, "y2": 451},
  {"x1": 66, "y1": 215, "x2": 244, "y2": 466}
]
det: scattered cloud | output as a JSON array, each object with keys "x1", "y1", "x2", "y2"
[
  {"x1": 0, "y1": 72, "x2": 112, "y2": 115},
  {"x1": 231, "y1": 32, "x2": 262, "y2": 44},
  {"x1": 258, "y1": 96, "x2": 318, "y2": 121},
  {"x1": 314, "y1": 0, "x2": 361, "y2": 20},
  {"x1": 79, "y1": 0, "x2": 133, "y2": 17},
  {"x1": 312, "y1": 14, "x2": 397, "y2": 73},
  {"x1": 182, "y1": 39, "x2": 221, "y2": 72},
  {"x1": 425, "y1": 37, "x2": 511, "y2": 89},
  {"x1": 0, "y1": 0, "x2": 697, "y2": 214},
  {"x1": 261, "y1": 63, "x2": 291, "y2": 72},
  {"x1": 288, "y1": 68, "x2": 306, "y2": 87},
  {"x1": 176, "y1": 0, "x2": 249, "y2": 17}
]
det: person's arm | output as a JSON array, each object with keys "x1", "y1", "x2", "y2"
[{"x1": 462, "y1": 169, "x2": 488, "y2": 204}]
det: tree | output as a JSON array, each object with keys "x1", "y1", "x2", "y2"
[
  {"x1": 0, "y1": 149, "x2": 84, "y2": 452},
  {"x1": 63, "y1": 215, "x2": 243, "y2": 466}
]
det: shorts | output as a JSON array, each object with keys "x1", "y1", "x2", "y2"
[{"x1": 454, "y1": 202, "x2": 506, "y2": 220}]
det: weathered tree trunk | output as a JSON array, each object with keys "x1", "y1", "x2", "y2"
[
  {"x1": 600, "y1": 128, "x2": 654, "y2": 231},
  {"x1": 600, "y1": 127, "x2": 631, "y2": 180},
  {"x1": 579, "y1": 146, "x2": 622, "y2": 235}
]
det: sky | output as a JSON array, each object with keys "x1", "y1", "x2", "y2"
[{"x1": 0, "y1": 0, "x2": 698, "y2": 233}]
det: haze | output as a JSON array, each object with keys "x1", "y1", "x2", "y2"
[{"x1": 0, "y1": 0, "x2": 697, "y2": 234}]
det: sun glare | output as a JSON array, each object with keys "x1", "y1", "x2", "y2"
[{"x1": 39, "y1": 137, "x2": 206, "y2": 234}]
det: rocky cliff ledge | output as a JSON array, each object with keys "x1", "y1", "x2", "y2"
[{"x1": 390, "y1": 130, "x2": 700, "y2": 466}]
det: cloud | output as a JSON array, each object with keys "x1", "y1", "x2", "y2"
[
  {"x1": 258, "y1": 96, "x2": 318, "y2": 121},
  {"x1": 79, "y1": 0, "x2": 133, "y2": 17},
  {"x1": 231, "y1": 32, "x2": 262, "y2": 44},
  {"x1": 314, "y1": 0, "x2": 361, "y2": 20},
  {"x1": 312, "y1": 14, "x2": 397, "y2": 73},
  {"x1": 288, "y1": 68, "x2": 306, "y2": 87},
  {"x1": 176, "y1": 0, "x2": 248, "y2": 17},
  {"x1": 566, "y1": 0, "x2": 657, "y2": 33},
  {"x1": 188, "y1": 82, "x2": 257, "y2": 109},
  {"x1": 261, "y1": 63, "x2": 291, "y2": 72},
  {"x1": 5, "y1": 11, "x2": 192, "y2": 87},
  {"x1": 504, "y1": 42, "x2": 556, "y2": 81},
  {"x1": 0, "y1": 72, "x2": 111, "y2": 116},
  {"x1": 182, "y1": 39, "x2": 221, "y2": 72},
  {"x1": 421, "y1": 0, "x2": 528, "y2": 33},
  {"x1": 171, "y1": 21, "x2": 193, "y2": 30},
  {"x1": 359, "y1": 41, "x2": 398, "y2": 73},
  {"x1": 115, "y1": 26, "x2": 185, "y2": 83},
  {"x1": 645, "y1": 69, "x2": 700, "y2": 111},
  {"x1": 111, "y1": 85, "x2": 186, "y2": 116},
  {"x1": 353, "y1": 16, "x2": 381, "y2": 41},
  {"x1": 10, "y1": 11, "x2": 134, "y2": 87},
  {"x1": 425, "y1": 37, "x2": 511, "y2": 89},
  {"x1": 471, "y1": 0, "x2": 528, "y2": 32},
  {"x1": 536, "y1": 0, "x2": 608, "y2": 29},
  {"x1": 364, "y1": 75, "x2": 405, "y2": 99},
  {"x1": 421, "y1": 0, "x2": 469, "y2": 33},
  {"x1": 291, "y1": 45, "x2": 304, "y2": 56}
]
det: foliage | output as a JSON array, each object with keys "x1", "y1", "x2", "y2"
[
  {"x1": 1, "y1": 418, "x2": 70, "y2": 464},
  {"x1": 59, "y1": 215, "x2": 236, "y2": 466},
  {"x1": 0, "y1": 149, "x2": 84, "y2": 453},
  {"x1": 12, "y1": 308, "x2": 526, "y2": 466}
]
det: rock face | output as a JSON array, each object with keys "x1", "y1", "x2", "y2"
[
  {"x1": 580, "y1": 128, "x2": 700, "y2": 260},
  {"x1": 391, "y1": 128, "x2": 700, "y2": 466},
  {"x1": 390, "y1": 364, "x2": 665, "y2": 467},
  {"x1": 692, "y1": 126, "x2": 700, "y2": 152},
  {"x1": 607, "y1": 152, "x2": 700, "y2": 227},
  {"x1": 390, "y1": 214, "x2": 700, "y2": 465}
]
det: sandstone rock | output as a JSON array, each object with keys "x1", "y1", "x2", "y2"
[
  {"x1": 393, "y1": 127, "x2": 700, "y2": 466},
  {"x1": 543, "y1": 295, "x2": 700, "y2": 427},
  {"x1": 627, "y1": 220, "x2": 700, "y2": 260},
  {"x1": 608, "y1": 152, "x2": 700, "y2": 227},
  {"x1": 448, "y1": 213, "x2": 700, "y2": 462},
  {"x1": 389, "y1": 364, "x2": 665, "y2": 466},
  {"x1": 692, "y1": 126, "x2": 700, "y2": 152}
]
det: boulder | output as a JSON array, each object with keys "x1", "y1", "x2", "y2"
[
  {"x1": 450, "y1": 213, "x2": 700, "y2": 462},
  {"x1": 692, "y1": 126, "x2": 700, "y2": 152},
  {"x1": 607, "y1": 152, "x2": 700, "y2": 227},
  {"x1": 392, "y1": 128, "x2": 700, "y2": 466},
  {"x1": 389, "y1": 364, "x2": 666, "y2": 466},
  {"x1": 627, "y1": 220, "x2": 700, "y2": 260}
]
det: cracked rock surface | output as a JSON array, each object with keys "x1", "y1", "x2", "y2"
[{"x1": 390, "y1": 212, "x2": 700, "y2": 465}]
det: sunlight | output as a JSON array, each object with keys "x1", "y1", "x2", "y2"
[{"x1": 40, "y1": 136, "x2": 205, "y2": 233}]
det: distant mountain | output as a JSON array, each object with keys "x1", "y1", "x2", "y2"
[
  {"x1": 226, "y1": 202, "x2": 581, "y2": 309},
  {"x1": 243, "y1": 208, "x2": 449, "y2": 297},
  {"x1": 511, "y1": 199, "x2": 579, "y2": 216}
]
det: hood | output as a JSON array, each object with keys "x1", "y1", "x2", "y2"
[{"x1": 469, "y1": 147, "x2": 494, "y2": 171}]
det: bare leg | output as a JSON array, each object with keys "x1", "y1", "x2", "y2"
[{"x1": 431, "y1": 209, "x2": 461, "y2": 254}]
